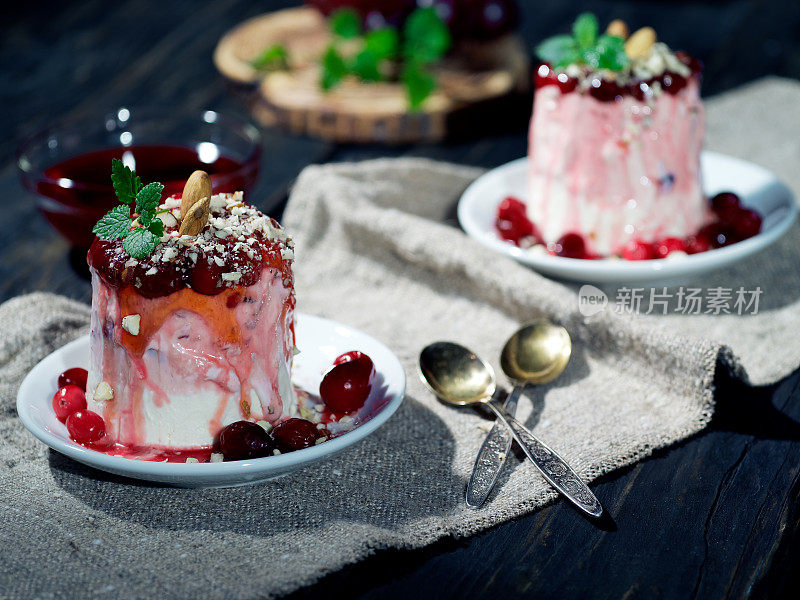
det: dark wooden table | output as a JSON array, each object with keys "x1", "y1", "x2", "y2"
[{"x1": 4, "y1": 1, "x2": 800, "y2": 598}]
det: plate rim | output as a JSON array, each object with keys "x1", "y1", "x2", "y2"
[
  {"x1": 16, "y1": 312, "x2": 406, "y2": 483},
  {"x1": 457, "y1": 151, "x2": 798, "y2": 283}
]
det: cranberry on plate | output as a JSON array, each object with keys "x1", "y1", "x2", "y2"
[
  {"x1": 66, "y1": 410, "x2": 106, "y2": 444},
  {"x1": 655, "y1": 237, "x2": 685, "y2": 259},
  {"x1": 550, "y1": 233, "x2": 587, "y2": 259},
  {"x1": 272, "y1": 418, "x2": 320, "y2": 452},
  {"x1": 52, "y1": 385, "x2": 87, "y2": 422},
  {"x1": 710, "y1": 191, "x2": 741, "y2": 219},
  {"x1": 621, "y1": 239, "x2": 656, "y2": 261},
  {"x1": 219, "y1": 421, "x2": 275, "y2": 460},
  {"x1": 57, "y1": 367, "x2": 88, "y2": 391},
  {"x1": 320, "y1": 353, "x2": 375, "y2": 413},
  {"x1": 495, "y1": 196, "x2": 543, "y2": 247}
]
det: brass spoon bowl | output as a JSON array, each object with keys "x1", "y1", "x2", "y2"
[
  {"x1": 419, "y1": 336, "x2": 603, "y2": 519},
  {"x1": 500, "y1": 321, "x2": 571, "y2": 386}
]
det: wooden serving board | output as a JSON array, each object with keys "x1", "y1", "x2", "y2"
[{"x1": 213, "y1": 7, "x2": 530, "y2": 144}]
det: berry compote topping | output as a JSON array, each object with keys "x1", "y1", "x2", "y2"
[
  {"x1": 58, "y1": 367, "x2": 88, "y2": 391},
  {"x1": 52, "y1": 385, "x2": 87, "y2": 422},
  {"x1": 219, "y1": 421, "x2": 274, "y2": 460},
  {"x1": 495, "y1": 196, "x2": 543, "y2": 247},
  {"x1": 655, "y1": 237, "x2": 685, "y2": 258},
  {"x1": 272, "y1": 418, "x2": 320, "y2": 452},
  {"x1": 66, "y1": 410, "x2": 106, "y2": 444},
  {"x1": 87, "y1": 192, "x2": 294, "y2": 298}
]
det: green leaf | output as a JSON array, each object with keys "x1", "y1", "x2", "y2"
[
  {"x1": 595, "y1": 34, "x2": 629, "y2": 71},
  {"x1": 573, "y1": 13, "x2": 598, "y2": 49},
  {"x1": 350, "y1": 49, "x2": 382, "y2": 82},
  {"x1": 321, "y1": 46, "x2": 348, "y2": 91},
  {"x1": 148, "y1": 218, "x2": 165, "y2": 238},
  {"x1": 251, "y1": 44, "x2": 288, "y2": 71},
  {"x1": 329, "y1": 8, "x2": 361, "y2": 39},
  {"x1": 364, "y1": 28, "x2": 399, "y2": 60},
  {"x1": 403, "y1": 7, "x2": 450, "y2": 64},
  {"x1": 402, "y1": 62, "x2": 436, "y2": 110},
  {"x1": 111, "y1": 158, "x2": 142, "y2": 204},
  {"x1": 123, "y1": 227, "x2": 159, "y2": 259},
  {"x1": 134, "y1": 182, "x2": 164, "y2": 227},
  {"x1": 93, "y1": 204, "x2": 132, "y2": 240},
  {"x1": 535, "y1": 35, "x2": 579, "y2": 67}
]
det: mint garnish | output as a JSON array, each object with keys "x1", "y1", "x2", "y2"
[
  {"x1": 251, "y1": 44, "x2": 288, "y2": 72},
  {"x1": 93, "y1": 159, "x2": 166, "y2": 259},
  {"x1": 319, "y1": 7, "x2": 450, "y2": 110},
  {"x1": 536, "y1": 13, "x2": 629, "y2": 71}
]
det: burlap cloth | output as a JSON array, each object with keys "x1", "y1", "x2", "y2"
[{"x1": 2, "y1": 77, "x2": 799, "y2": 599}]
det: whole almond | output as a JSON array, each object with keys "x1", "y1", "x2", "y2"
[
  {"x1": 180, "y1": 170, "x2": 212, "y2": 219},
  {"x1": 179, "y1": 195, "x2": 211, "y2": 236},
  {"x1": 606, "y1": 19, "x2": 629, "y2": 40},
  {"x1": 625, "y1": 27, "x2": 656, "y2": 59}
]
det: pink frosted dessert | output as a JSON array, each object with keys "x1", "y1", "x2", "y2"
[
  {"x1": 86, "y1": 191, "x2": 297, "y2": 452},
  {"x1": 506, "y1": 17, "x2": 716, "y2": 259}
]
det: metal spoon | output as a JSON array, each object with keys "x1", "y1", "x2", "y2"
[
  {"x1": 419, "y1": 340, "x2": 603, "y2": 519},
  {"x1": 465, "y1": 321, "x2": 572, "y2": 508}
]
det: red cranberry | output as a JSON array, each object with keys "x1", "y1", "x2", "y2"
[
  {"x1": 52, "y1": 385, "x2": 87, "y2": 422},
  {"x1": 320, "y1": 359, "x2": 373, "y2": 413},
  {"x1": 219, "y1": 421, "x2": 274, "y2": 460},
  {"x1": 534, "y1": 64, "x2": 577, "y2": 94},
  {"x1": 190, "y1": 254, "x2": 225, "y2": 295},
  {"x1": 621, "y1": 239, "x2": 656, "y2": 261},
  {"x1": 697, "y1": 223, "x2": 737, "y2": 248},
  {"x1": 589, "y1": 77, "x2": 624, "y2": 102},
  {"x1": 730, "y1": 208, "x2": 762, "y2": 240},
  {"x1": 66, "y1": 410, "x2": 106, "y2": 444},
  {"x1": 58, "y1": 367, "x2": 88, "y2": 391},
  {"x1": 495, "y1": 196, "x2": 543, "y2": 247},
  {"x1": 134, "y1": 260, "x2": 185, "y2": 298},
  {"x1": 655, "y1": 237, "x2": 685, "y2": 258},
  {"x1": 87, "y1": 239, "x2": 125, "y2": 287},
  {"x1": 272, "y1": 418, "x2": 319, "y2": 452},
  {"x1": 710, "y1": 192, "x2": 741, "y2": 219},
  {"x1": 659, "y1": 71, "x2": 688, "y2": 95},
  {"x1": 551, "y1": 233, "x2": 586, "y2": 259}
]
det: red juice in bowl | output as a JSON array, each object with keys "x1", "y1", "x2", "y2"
[{"x1": 36, "y1": 145, "x2": 256, "y2": 247}]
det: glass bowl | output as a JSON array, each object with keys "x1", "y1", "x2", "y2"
[{"x1": 16, "y1": 107, "x2": 262, "y2": 247}]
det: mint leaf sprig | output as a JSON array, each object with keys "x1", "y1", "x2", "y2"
[
  {"x1": 320, "y1": 7, "x2": 450, "y2": 110},
  {"x1": 92, "y1": 159, "x2": 165, "y2": 259},
  {"x1": 536, "y1": 13, "x2": 629, "y2": 71},
  {"x1": 250, "y1": 44, "x2": 289, "y2": 72}
]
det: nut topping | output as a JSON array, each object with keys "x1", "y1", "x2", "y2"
[
  {"x1": 625, "y1": 27, "x2": 656, "y2": 59},
  {"x1": 179, "y1": 170, "x2": 212, "y2": 236},
  {"x1": 606, "y1": 19, "x2": 629, "y2": 40}
]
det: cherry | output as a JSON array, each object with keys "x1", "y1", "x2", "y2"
[
  {"x1": 272, "y1": 418, "x2": 319, "y2": 452},
  {"x1": 58, "y1": 367, "x2": 88, "y2": 391},
  {"x1": 730, "y1": 208, "x2": 762, "y2": 240},
  {"x1": 589, "y1": 77, "x2": 624, "y2": 102},
  {"x1": 551, "y1": 233, "x2": 586, "y2": 259},
  {"x1": 710, "y1": 192, "x2": 741, "y2": 219},
  {"x1": 190, "y1": 254, "x2": 225, "y2": 295},
  {"x1": 655, "y1": 237, "x2": 685, "y2": 259},
  {"x1": 52, "y1": 385, "x2": 87, "y2": 422},
  {"x1": 66, "y1": 410, "x2": 106, "y2": 444},
  {"x1": 495, "y1": 196, "x2": 543, "y2": 247},
  {"x1": 320, "y1": 359, "x2": 373, "y2": 413},
  {"x1": 334, "y1": 350, "x2": 375, "y2": 373},
  {"x1": 219, "y1": 421, "x2": 274, "y2": 460},
  {"x1": 620, "y1": 239, "x2": 655, "y2": 261}
]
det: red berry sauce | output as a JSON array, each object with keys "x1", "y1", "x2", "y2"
[
  {"x1": 494, "y1": 192, "x2": 760, "y2": 260},
  {"x1": 87, "y1": 195, "x2": 293, "y2": 299}
]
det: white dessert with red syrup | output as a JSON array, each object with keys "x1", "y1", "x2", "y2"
[
  {"x1": 496, "y1": 15, "x2": 762, "y2": 260},
  {"x1": 86, "y1": 188, "x2": 298, "y2": 454}
]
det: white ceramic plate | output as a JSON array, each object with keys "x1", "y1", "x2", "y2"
[
  {"x1": 17, "y1": 313, "x2": 405, "y2": 488},
  {"x1": 458, "y1": 152, "x2": 797, "y2": 283}
]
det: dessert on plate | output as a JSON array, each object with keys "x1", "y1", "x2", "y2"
[
  {"x1": 47, "y1": 160, "x2": 379, "y2": 463},
  {"x1": 496, "y1": 14, "x2": 762, "y2": 260}
]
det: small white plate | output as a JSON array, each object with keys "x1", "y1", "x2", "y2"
[
  {"x1": 458, "y1": 152, "x2": 797, "y2": 283},
  {"x1": 17, "y1": 313, "x2": 405, "y2": 488}
]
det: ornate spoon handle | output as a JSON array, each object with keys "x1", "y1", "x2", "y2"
[
  {"x1": 465, "y1": 385, "x2": 522, "y2": 508},
  {"x1": 485, "y1": 402, "x2": 604, "y2": 518}
]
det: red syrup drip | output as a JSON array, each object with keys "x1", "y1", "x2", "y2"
[{"x1": 36, "y1": 145, "x2": 255, "y2": 247}]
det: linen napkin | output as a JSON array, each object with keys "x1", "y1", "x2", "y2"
[{"x1": 1, "y1": 77, "x2": 799, "y2": 599}]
